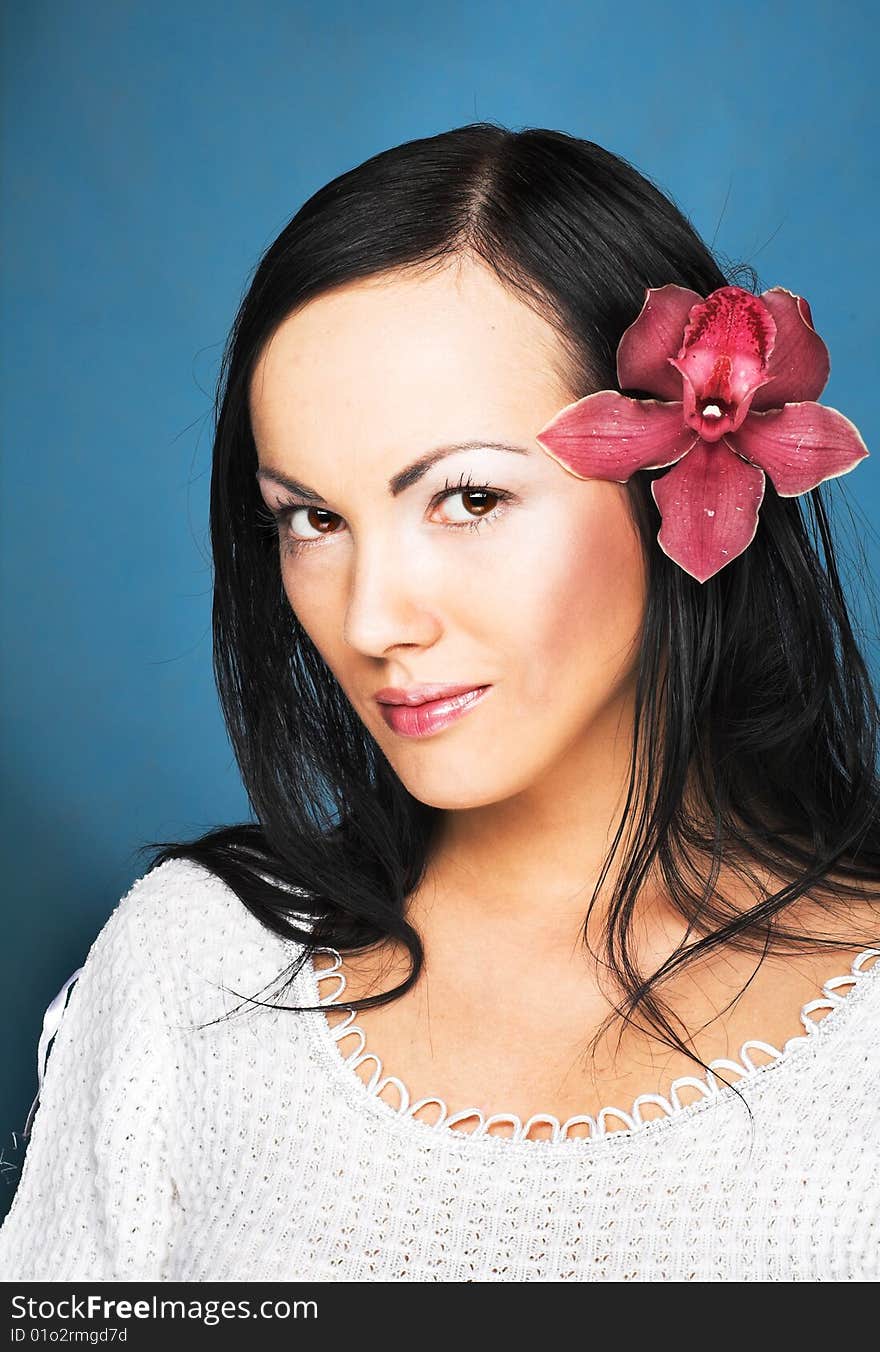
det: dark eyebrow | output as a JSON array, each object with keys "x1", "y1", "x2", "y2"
[{"x1": 255, "y1": 440, "x2": 532, "y2": 504}]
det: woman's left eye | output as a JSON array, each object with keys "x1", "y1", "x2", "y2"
[{"x1": 432, "y1": 482, "x2": 511, "y2": 531}]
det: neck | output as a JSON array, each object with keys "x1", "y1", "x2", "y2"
[{"x1": 408, "y1": 685, "x2": 676, "y2": 964}]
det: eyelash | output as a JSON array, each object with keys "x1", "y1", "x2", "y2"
[{"x1": 259, "y1": 472, "x2": 514, "y2": 558}]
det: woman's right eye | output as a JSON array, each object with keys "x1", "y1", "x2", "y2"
[{"x1": 273, "y1": 504, "x2": 344, "y2": 550}]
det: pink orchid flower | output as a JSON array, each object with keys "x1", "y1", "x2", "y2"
[{"x1": 534, "y1": 284, "x2": 869, "y2": 583}]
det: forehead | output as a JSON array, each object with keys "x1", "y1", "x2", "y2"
[{"x1": 248, "y1": 258, "x2": 574, "y2": 458}]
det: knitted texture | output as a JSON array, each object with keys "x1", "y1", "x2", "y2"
[{"x1": 1, "y1": 856, "x2": 878, "y2": 1281}]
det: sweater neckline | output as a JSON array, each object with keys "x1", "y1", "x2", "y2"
[{"x1": 303, "y1": 941, "x2": 880, "y2": 1153}]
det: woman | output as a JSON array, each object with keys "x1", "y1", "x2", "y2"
[{"x1": 1, "y1": 123, "x2": 878, "y2": 1282}]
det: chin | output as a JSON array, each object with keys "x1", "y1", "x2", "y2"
[{"x1": 386, "y1": 759, "x2": 534, "y2": 811}]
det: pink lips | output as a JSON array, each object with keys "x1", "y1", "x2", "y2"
[{"x1": 375, "y1": 684, "x2": 493, "y2": 738}]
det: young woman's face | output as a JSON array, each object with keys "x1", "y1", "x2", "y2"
[{"x1": 250, "y1": 256, "x2": 648, "y2": 809}]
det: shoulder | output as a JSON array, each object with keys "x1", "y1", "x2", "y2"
[
  {"x1": 111, "y1": 852, "x2": 310, "y2": 944},
  {"x1": 73, "y1": 855, "x2": 314, "y2": 1031},
  {"x1": 108, "y1": 853, "x2": 271, "y2": 944}
]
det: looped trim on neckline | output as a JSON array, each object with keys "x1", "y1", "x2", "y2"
[{"x1": 309, "y1": 944, "x2": 880, "y2": 1145}]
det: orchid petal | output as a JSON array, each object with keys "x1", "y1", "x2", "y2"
[
  {"x1": 651, "y1": 439, "x2": 766, "y2": 583},
  {"x1": 668, "y1": 286, "x2": 777, "y2": 442},
  {"x1": 749, "y1": 287, "x2": 831, "y2": 411},
  {"x1": 727, "y1": 401, "x2": 870, "y2": 496},
  {"x1": 535, "y1": 391, "x2": 698, "y2": 481},
  {"x1": 616, "y1": 284, "x2": 704, "y2": 400}
]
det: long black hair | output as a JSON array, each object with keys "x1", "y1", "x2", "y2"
[{"x1": 143, "y1": 122, "x2": 880, "y2": 1070}]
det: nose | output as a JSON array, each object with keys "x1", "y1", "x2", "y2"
[{"x1": 342, "y1": 534, "x2": 442, "y2": 657}]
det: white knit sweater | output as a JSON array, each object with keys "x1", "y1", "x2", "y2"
[{"x1": 1, "y1": 856, "x2": 878, "y2": 1282}]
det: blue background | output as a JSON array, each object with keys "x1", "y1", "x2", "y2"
[{"x1": 2, "y1": 0, "x2": 878, "y2": 1218}]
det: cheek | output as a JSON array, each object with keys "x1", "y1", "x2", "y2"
[
  {"x1": 483, "y1": 490, "x2": 646, "y2": 707},
  {"x1": 280, "y1": 563, "x2": 341, "y2": 656}
]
